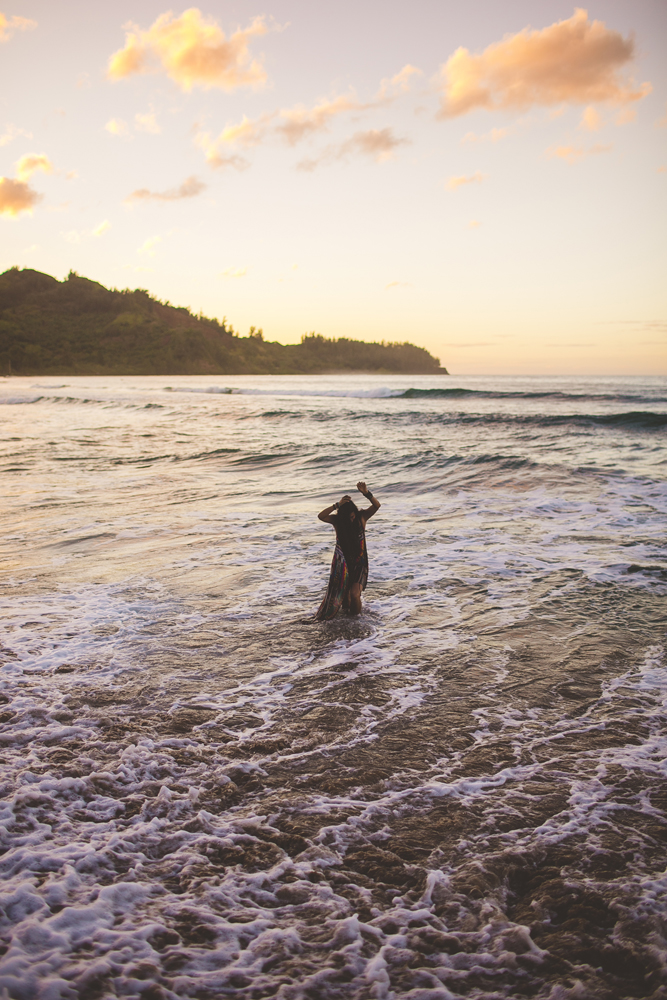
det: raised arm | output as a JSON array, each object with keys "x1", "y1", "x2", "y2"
[
  {"x1": 317, "y1": 502, "x2": 338, "y2": 524},
  {"x1": 318, "y1": 494, "x2": 352, "y2": 523},
  {"x1": 357, "y1": 481, "x2": 381, "y2": 517}
]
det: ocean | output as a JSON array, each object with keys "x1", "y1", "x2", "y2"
[{"x1": 0, "y1": 372, "x2": 666, "y2": 1000}]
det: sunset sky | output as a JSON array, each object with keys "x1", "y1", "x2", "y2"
[{"x1": 1, "y1": 1, "x2": 665, "y2": 374}]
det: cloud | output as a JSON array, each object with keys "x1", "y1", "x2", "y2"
[
  {"x1": 108, "y1": 109, "x2": 165, "y2": 137},
  {"x1": 0, "y1": 12, "x2": 37, "y2": 42},
  {"x1": 221, "y1": 266, "x2": 247, "y2": 278},
  {"x1": 298, "y1": 128, "x2": 408, "y2": 171},
  {"x1": 276, "y1": 72, "x2": 419, "y2": 145},
  {"x1": 385, "y1": 281, "x2": 411, "y2": 290},
  {"x1": 211, "y1": 112, "x2": 275, "y2": 148},
  {"x1": 546, "y1": 142, "x2": 612, "y2": 163},
  {"x1": 346, "y1": 129, "x2": 407, "y2": 161},
  {"x1": 0, "y1": 176, "x2": 41, "y2": 216},
  {"x1": 578, "y1": 105, "x2": 602, "y2": 130},
  {"x1": 376, "y1": 64, "x2": 423, "y2": 100},
  {"x1": 138, "y1": 235, "x2": 161, "y2": 255},
  {"x1": 194, "y1": 63, "x2": 421, "y2": 170},
  {"x1": 199, "y1": 94, "x2": 367, "y2": 163},
  {"x1": 468, "y1": 219, "x2": 481, "y2": 228},
  {"x1": 15, "y1": 153, "x2": 54, "y2": 181},
  {"x1": 193, "y1": 130, "x2": 250, "y2": 169},
  {"x1": 222, "y1": 115, "x2": 268, "y2": 145},
  {"x1": 61, "y1": 230, "x2": 83, "y2": 243},
  {"x1": 106, "y1": 118, "x2": 129, "y2": 136},
  {"x1": 125, "y1": 175, "x2": 206, "y2": 203},
  {"x1": 135, "y1": 111, "x2": 161, "y2": 134},
  {"x1": 437, "y1": 8, "x2": 652, "y2": 118},
  {"x1": 0, "y1": 123, "x2": 32, "y2": 147},
  {"x1": 446, "y1": 170, "x2": 485, "y2": 191},
  {"x1": 0, "y1": 151, "x2": 53, "y2": 219},
  {"x1": 197, "y1": 64, "x2": 421, "y2": 167},
  {"x1": 107, "y1": 8, "x2": 268, "y2": 92},
  {"x1": 461, "y1": 127, "x2": 508, "y2": 143},
  {"x1": 93, "y1": 219, "x2": 111, "y2": 237},
  {"x1": 276, "y1": 95, "x2": 363, "y2": 145}
]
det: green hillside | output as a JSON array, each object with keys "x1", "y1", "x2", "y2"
[{"x1": 0, "y1": 267, "x2": 447, "y2": 376}]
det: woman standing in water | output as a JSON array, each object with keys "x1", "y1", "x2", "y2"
[{"x1": 315, "y1": 481, "x2": 381, "y2": 620}]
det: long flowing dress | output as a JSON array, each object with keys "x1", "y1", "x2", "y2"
[{"x1": 315, "y1": 506, "x2": 377, "y2": 621}]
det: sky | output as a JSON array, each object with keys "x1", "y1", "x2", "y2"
[{"x1": 0, "y1": 1, "x2": 666, "y2": 375}]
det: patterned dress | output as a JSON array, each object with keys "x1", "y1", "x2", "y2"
[{"x1": 315, "y1": 506, "x2": 376, "y2": 621}]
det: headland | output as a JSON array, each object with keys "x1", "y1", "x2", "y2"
[{"x1": 0, "y1": 267, "x2": 447, "y2": 376}]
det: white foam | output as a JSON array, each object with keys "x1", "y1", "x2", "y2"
[
  {"x1": 163, "y1": 384, "x2": 407, "y2": 399},
  {"x1": 1, "y1": 371, "x2": 665, "y2": 997}
]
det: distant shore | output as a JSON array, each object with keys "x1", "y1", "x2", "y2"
[{"x1": 0, "y1": 267, "x2": 447, "y2": 377}]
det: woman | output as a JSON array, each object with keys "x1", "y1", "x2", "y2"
[{"x1": 314, "y1": 481, "x2": 381, "y2": 620}]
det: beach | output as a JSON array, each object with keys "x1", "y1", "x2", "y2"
[{"x1": 0, "y1": 373, "x2": 666, "y2": 999}]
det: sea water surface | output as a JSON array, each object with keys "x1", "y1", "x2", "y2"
[{"x1": 0, "y1": 373, "x2": 666, "y2": 1000}]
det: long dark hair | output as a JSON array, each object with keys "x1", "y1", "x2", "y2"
[{"x1": 334, "y1": 500, "x2": 363, "y2": 558}]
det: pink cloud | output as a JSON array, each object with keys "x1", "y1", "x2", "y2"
[
  {"x1": 125, "y1": 174, "x2": 206, "y2": 203},
  {"x1": 438, "y1": 9, "x2": 651, "y2": 118},
  {"x1": 108, "y1": 9, "x2": 268, "y2": 93}
]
